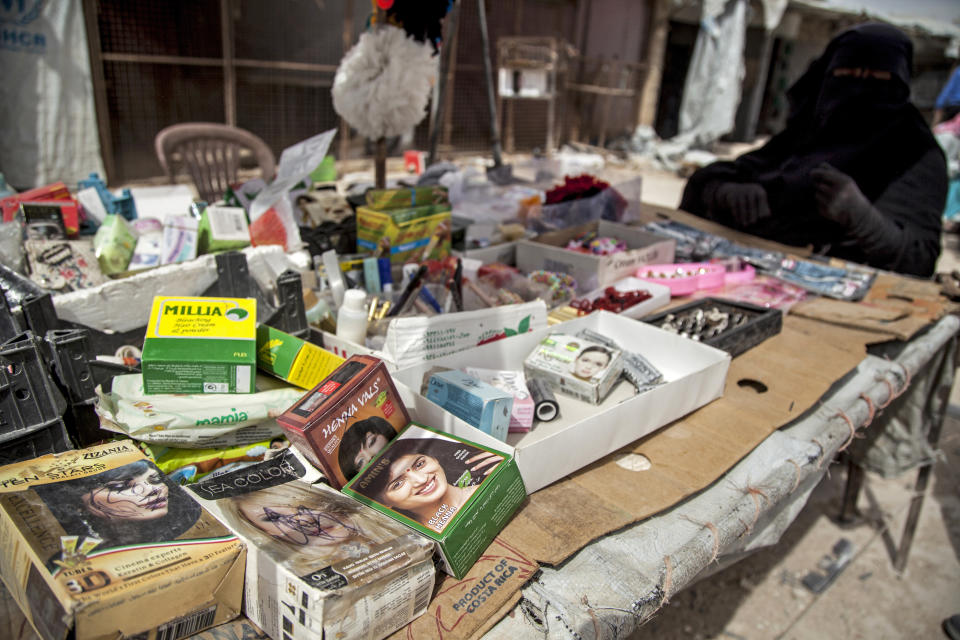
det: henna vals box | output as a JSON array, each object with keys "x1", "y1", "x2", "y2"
[
  {"x1": 187, "y1": 447, "x2": 435, "y2": 640},
  {"x1": 277, "y1": 354, "x2": 409, "y2": 489},
  {"x1": 0, "y1": 441, "x2": 245, "y2": 640},
  {"x1": 343, "y1": 423, "x2": 526, "y2": 579}
]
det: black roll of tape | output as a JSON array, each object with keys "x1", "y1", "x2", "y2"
[{"x1": 527, "y1": 377, "x2": 560, "y2": 422}]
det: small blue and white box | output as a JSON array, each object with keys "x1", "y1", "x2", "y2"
[{"x1": 425, "y1": 370, "x2": 513, "y2": 442}]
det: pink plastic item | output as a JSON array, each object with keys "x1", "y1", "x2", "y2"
[
  {"x1": 723, "y1": 263, "x2": 756, "y2": 286},
  {"x1": 634, "y1": 262, "x2": 725, "y2": 296}
]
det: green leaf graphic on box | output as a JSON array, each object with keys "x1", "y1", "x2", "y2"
[
  {"x1": 226, "y1": 308, "x2": 249, "y2": 321},
  {"x1": 504, "y1": 328, "x2": 517, "y2": 337},
  {"x1": 518, "y1": 315, "x2": 530, "y2": 333}
]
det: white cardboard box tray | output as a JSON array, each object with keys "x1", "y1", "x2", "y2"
[
  {"x1": 392, "y1": 311, "x2": 731, "y2": 493},
  {"x1": 515, "y1": 220, "x2": 675, "y2": 294},
  {"x1": 576, "y1": 276, "x2": 672, "y2": 319},
  {"x1": 321, "y1": 300, "x2": 548, "y2": 370}
]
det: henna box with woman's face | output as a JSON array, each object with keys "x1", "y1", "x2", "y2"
[
  {"x1": 278, "y1": 355, "x2": 409, "y2": 489},
  {"x1": 343, "y1": 423, "x2": 526, "y2": 579},
  {"x1": 523, "y1": 333, "x2": 624, "y2": 404},
  {"x1": 186, "y1": 446, "x2": 435, "y2": 640}
]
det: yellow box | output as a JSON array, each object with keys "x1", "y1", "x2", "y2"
[
  {"x1": 356, "y1": 187, "x2": 451, "y2": 264},
  {"x1": 141, "y1": 296, "x2": 257, "y2": 394},
  {"x1": 256, "y1": 324, "x2": 345, "y2": 389}
]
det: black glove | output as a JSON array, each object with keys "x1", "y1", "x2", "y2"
[
  {"x1": 711, "y1": 182, "x2": 771, "y2": 227},
  {"x1": 810, "y1": 163, "x2": 872, "y2": 228},
  {"x1": 810, "y1": 162, "x2": 902, "y2": 265}
]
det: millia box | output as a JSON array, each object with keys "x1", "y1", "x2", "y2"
[
  {"x1": 277, "y1": 355, "x2": 409, "y2": 489},
  {"x1": 425, "y1": 369, "x2": 513, "y2": 442},
  {"x1": 256, "y1": 324, "x2": 345, "y2": 389},
  {"x1": 0, "y1": 441, "x2": 246, "y2": 640},
  {"x1": 343, "y1": 423, "x2": 526, "y2": 579},
  {"x1": 141, "y1": 296, "x2": 257, "y2": 395}
]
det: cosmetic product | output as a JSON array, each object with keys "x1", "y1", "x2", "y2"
[
  {"x1": 141, "y1": 296, "x2": 257, "y2": 394},
  {"x1": 526, "y1": 377, "x2": 560, "y2": 422},
  {"x1": 388, "y1": 264, "x2": 428, "y2": 317},
  {"x1": 363, "y1": 257, "x2": 382, "y2": 294},
  {"x1": 255, "y1": 324, "x2": 344, "y2": 389},
  {"x1": 322, "y1": 249, "x2": 345, "y2": 307},
  {"x1": 277, "y1": 354, "x2": 409, "y2": 488},
  {"x1": 426, "y1": 370, "x2": 513, "y2": 441},
  {"x1": 336, "y1": 289, "x2": 369, "y2": 345},
  {"x1": 523, "y1": 333, "x2": 623, "y2": 405},
  {"x1": 0, "y1": 442, "x2": 245, "y2": 640}
]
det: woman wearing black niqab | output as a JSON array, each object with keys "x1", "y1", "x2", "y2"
[{"x1": 680, "y1": 22, "x2": 947, "y2": 277}]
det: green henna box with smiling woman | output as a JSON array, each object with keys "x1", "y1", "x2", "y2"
[{"x1": 343, "y1": 422, "x2": 526, "y2": 579}]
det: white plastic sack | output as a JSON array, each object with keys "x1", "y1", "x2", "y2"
[{"x1": 0, "y1": 1, "x2": 105, "y2": 187}]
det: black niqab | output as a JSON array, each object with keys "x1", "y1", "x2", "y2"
[{"x1": 680, "y1": 23, "x2": 943, "y2": 268}]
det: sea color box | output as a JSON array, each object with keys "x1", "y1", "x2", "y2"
[
  {"x1": 187, "y1": 448, "x2": 435, "y2": 640},
  {"x1": 141, "y1": 296, "x2": 257, "y2": 395},
  {"x1": 277, "y1": 354, "x2": 409, "y2": 489},
  {"x1": 343, "y1": 423, "x2": 526, "y2": 579},
  {"x1": 0, "y1": 441, "x2": 246, "y2": 640}
]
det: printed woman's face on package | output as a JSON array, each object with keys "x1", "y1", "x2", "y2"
[
  {"x1": 239, "y1": 501, "x2": 359, "y2": 548},
  {"x1": 353, "y1": 431, "x2": 390, "y2": 472},
  {"x1": 81, "y1": 468, "x2": 169, "y2": 521},
  {"x1": 572, "y1": 347, "x2": 611, "y2": 380},
  {"x1": 381, "y1": 454, "x2": 448, "y2": 512}
]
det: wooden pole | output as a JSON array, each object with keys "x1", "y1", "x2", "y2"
[
  {"x1": 375, "y1": 138, "x2": 387, "y2": 189},
  {"x1": 373, "y1": 5, "x2": 387, "y2": 188}
]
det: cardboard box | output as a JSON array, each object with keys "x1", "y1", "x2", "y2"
[
  {"x1": 320, "y1": 300, "x2": 549, "y2": 370},
  {"x1": 0, "y1": 441, "x2": 246, "y2": 640},
  {"x1": 426, "y1": 370, "x2": 513, "y2": 441},
  {"x1": 454, "y1": 240, "x2": 520, "y2": 266},
  {"x1": 463, "y1": 367, "x2": 534, "y2": 432},
  {"x1": 256, "y1": 324, "x2": 345, "y2": 389},
  {"x1": 515, "y1": 221, "x2": 675, "y2": 293},
  {"x1": 198, "y1": 205, "x2": 251, "y2": 253},
  {"x1": 187, "y1": 448, "x2": 436, "y2": 640},
  {"x1": 141, "y1": 296, "x2": 257, "y2": 395},
  {"x1": 523, "y1": 332, "x2": 624, "y2": 405},
  {"x1": 391, "y1": 311, "x2": 730, "y2": 493},
  {"x1": 356, "y1": 187, "x2": 452, "y2": 265},
  {"x1": 161, "y1": 215, "x2": 199, "y2": 264},
  {"x1": 343, "y1": 423, "x2": 526, "y2": 579},
  {"x1": 277, "y1": 355, "x2": 409, "y2": 489},
  {"x1": 24, "y1": 240, "x2": 107, "y2": 292}
]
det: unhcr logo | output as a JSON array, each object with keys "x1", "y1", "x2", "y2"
[{"x1": 1, "y1": 0, "x2": 46, "y2": 54}]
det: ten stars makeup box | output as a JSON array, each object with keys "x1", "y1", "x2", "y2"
[{"x1": 0, "y1": 440, "x2": 245, "y2": 640}]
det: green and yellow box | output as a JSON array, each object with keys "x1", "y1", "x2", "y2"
[
  {"x1": 141, "y1": 296, "x2": 257, "y2": 395},
  {"x1": 356, "y1": 186, "x2": 451, "y2": 264},
  {"x1": 255, "y1": 324, "x2": 345, "y2": 389}
]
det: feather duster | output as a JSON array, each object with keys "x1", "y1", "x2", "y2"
[{"x1": 332, "y1": 25, "x2": 438, "y2": 140}]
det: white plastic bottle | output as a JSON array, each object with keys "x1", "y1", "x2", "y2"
[{"x1": 336, "y1": 289, "x2": 369, "y2": 345}]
